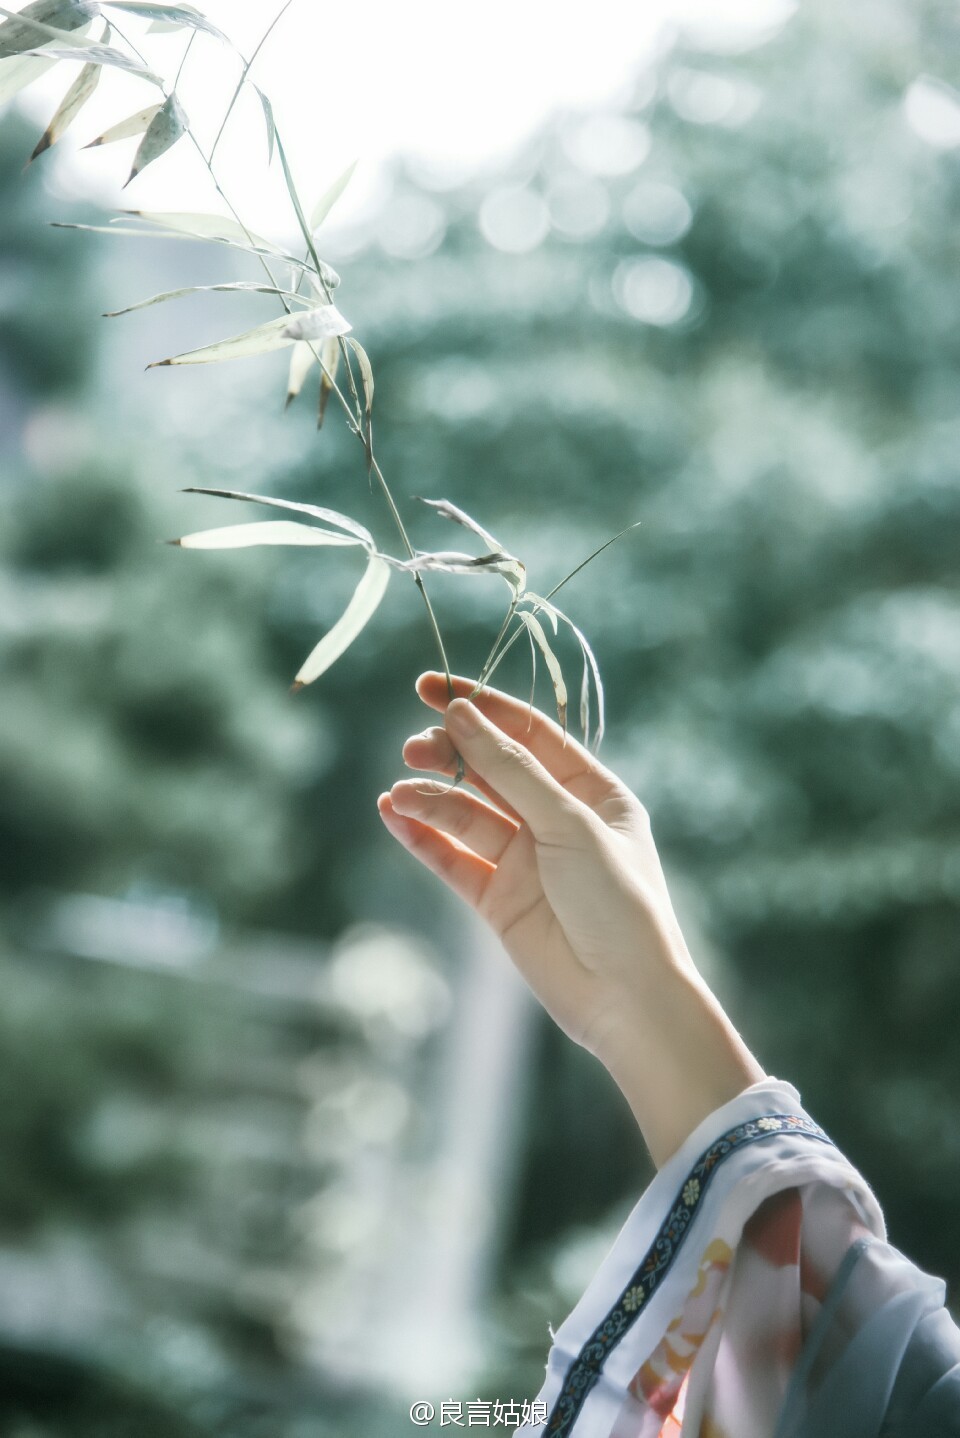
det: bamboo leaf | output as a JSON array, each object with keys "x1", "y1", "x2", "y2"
[
  {"x1": 20, "y1": 39, "x2": 162, "y2": 83},
  {"x1": 182, "y1": 486, "x2": 375, "y2": 548},
  {"x1": 253, "y1": 82, "x2": 274, "y2": 163},
  {"x1": 397, "y1": 549, "x2": 527, "y2": 593},
  {"x1": 101, "y1": 2, "x2": 230, "y2": 43},
  {"x1": 316, "y1": 334, "x2": 339, "y2": 427},
  {"x1": 83, "y1": 101, "x2": 161, "y2": 146},
  {"x1": 523, "y1": 590, "x2": 560, "y2": 636},
  {"x1": 345, "y1": 336, "x2": 373, "y2": 419},
  {"x1": 414, "y1": 497, "x2": 502, "y2": 554},
  {"x1": 285, "y1": 341, "x2": 316, "y2": 409},
  {"x1": 51, "y1": 219, "x2": 318, "y2": 275},
  {"x1": 27, "y1": 35, "x2": 99, "y2": 157},
  {"x1": 148, "y1": 312, "x2": 303, "y2": 366},
  {"x1": 281, "y1": 304, "x2": 352, "y2": 343},
  {"x1": 146, "y1": 16, "x2": 179, "y2": 30},
  {"x1": 541, "y1": 601, "x2": 604, "y2": 749},
  {"x1": 292, "y1": 554, "x2": 390, "y2": 690},
  {"x1": 173, "y1": 519, "x2": 362, "y2": 550},
  {"x1": 0, "y1": 0, "x2": 92, "y2": 59},
  {"x1": 116, "y1": 208, "x2": 283, "y2": 252},
  {"x1": 125, "y1": 89, "x2": 187, "y2": 184},
  {"x1": 310, "y1": 159, "x2": 357, "y2": 231},
  {"x1": 0, "y1": 50, "x2": 54, "y2": 103},
  {"x1": 104, "y1": 280, "x2": 309, "y2": 317},
  {"x1": 518, "y1": 611, "x2": 568, "y2": 734}
]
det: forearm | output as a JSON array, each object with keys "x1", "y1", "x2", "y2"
[{"x1": 585, "y1": 949, "x2": 766, "y2": 1170}]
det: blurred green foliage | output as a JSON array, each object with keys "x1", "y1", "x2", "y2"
[{"x1": 0, "y1": 0, "x2": 959, "y2": 1431}]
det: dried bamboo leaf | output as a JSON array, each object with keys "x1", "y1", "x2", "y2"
[
  {"x1": 83, "y1": 102, "x2": 161, "y2": 146},
  {"x1": 345, "y1": 336, "x2": 373, "y2": 418},
  {"x1": 20, "y1": 39, "x2": 162, "y2": 83},
  {"x1": 285, "y1": 341, "x2": 316, "y2": 410},
  {"x1": 125, "y1": 90, "x2": 187, "y2": 185},
  {"x1": 116, "y1": 208, "x2": 283, "y2": 251},
  {"x1": 173, "y1": 520, "x2": 362, "y2": 550},
  {"x1": 27, "y1": 38, "x2": 99, "y2": 159},
  {"x1": 147, "y1": 312, "x2": 303, "y2": 366},
  {"x1": 104, "y1": 280, "x2": 309, "y2": 317},
  {"x1": 101, "y1": 2, "x2": 230, "y2": 43},
  {"x1": 253, "y1": 82, "x2": 274, "y2": 163},
  {"x1": 0, "y1": 0, "x2": 92, "y2": 59},
  {"x1": 281, "y1": 304, "x2": 352, "y2": 343},
  {"x1": 545, "y1": 602, "x2": 604, "y2": 749},
  {"x1": 523, "y1": 590, "x2": 560, "y2": 635},
  {"x1": 397, "y1": 549, "x2": 527, "y2": 592},
  {"x1": 415, "y1": 497, "x2": 502, "y2": 554},
  {"x1": 182, "y1": 486, "x2": 375, "y2": 548},
  {"x1": 518, "y1": 612, "x2": 567, "y2": 734},
  {"x1": 310, "y1": 159, "x2": 357, "y2": 232},
  {"x1": 292, "y1": 554, "x2": 390, "y2": 690},
  {"x1": 51, "y1": 219, "x2": 318, "y2": 275},
  {"x1": 317, "y1": 334, "x2": 339, "y2": 427}
]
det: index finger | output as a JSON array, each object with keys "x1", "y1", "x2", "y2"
[{"x1": 415, "y1": 671, "x2": 623, "y2": 800}]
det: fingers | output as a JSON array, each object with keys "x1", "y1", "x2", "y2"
[
  {"x1": 388, "y1": 779, "x2": 519, "y2": 863},
  {"x1": 376, "y1": 792, "x2": 494, "y2": 909},
  {"x1": 439, "y1": 696, "x2": 593, "y2": 846},
  {"x1": 415, "y1": 671, "x2": 622, "y2": 799},
  {"x1": 402, "y1": 726, "x2": 524, "y2": 823}
]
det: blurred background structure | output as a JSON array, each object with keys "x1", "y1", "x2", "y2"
[{"x1": 1, "y1": 0, "x2": 959, "y2": 1432}]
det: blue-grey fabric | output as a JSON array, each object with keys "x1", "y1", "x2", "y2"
[{"x1": 774, "y1": 1235, "x2": 960, "y2": 1437}]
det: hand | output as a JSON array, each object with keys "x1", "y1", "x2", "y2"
[
  {"x1": 379, "y1": 673, "x2": 694, "y2": 1054},
  {"x1": 378, "y1": 673, "x2": 764, "y2": 1166}
]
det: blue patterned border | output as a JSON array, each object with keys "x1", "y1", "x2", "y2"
[{"x1": 543, "y1": 1113, "x2": 833, "y2": 1436}]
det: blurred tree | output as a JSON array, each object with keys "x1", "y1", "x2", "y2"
[{"x1": 1, "y1": 0, "x2": 959, "y2": 1426}]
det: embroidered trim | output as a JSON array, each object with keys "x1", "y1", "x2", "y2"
[{"x1": 543, "y1": 1113, "x2": 833, "y2": 1436}]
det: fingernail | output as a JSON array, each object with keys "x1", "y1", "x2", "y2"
[{"x1": 446, "y1": 698, "x2": 480, "y2": 736}]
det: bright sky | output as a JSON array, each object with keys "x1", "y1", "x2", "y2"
[{"x1": 11, "y1": 0, "x2": 796, "y2": 244}]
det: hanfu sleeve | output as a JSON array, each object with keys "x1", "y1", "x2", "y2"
[{"x1": 526, "y1": 1076, "x2": 960, "y2": 1438}]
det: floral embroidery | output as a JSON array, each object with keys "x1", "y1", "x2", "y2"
[{"x1": 543, "y1": 1114, "x2": 832, "y2": 1436}]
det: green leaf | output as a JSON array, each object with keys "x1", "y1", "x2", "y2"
[
  {"x1": 292, "y1": 554, "x2": 390, "y2": 690},
  {"x1": 125, "y1": 90, "x2": 187, "y2": 185},
  {"x1": 101, "y1": 2, "x2": 230, "y2": 44},
  {"x1": 253, "y1": 82, "x2": 274, "y2": 163},
  {"x1": 518, "y1": 611, "x2": 568, "y2": 734},
  {"x1": 173, "y1": 519, "x2": 362, "y2": 550},
  {"x1": 147, "y1": 312, "x2": 305, "y2": 367},
  {"x1": 345, "y1": 336, "x2": 374, "y2": 419},
  {"x1": 83, "y1": 101, "x2": 161, "y2": 146},
  {"x1": 310, "y1": 159, "x2": 357, "y2": 232},
  {"x1": 0, "y1": 0, "x2": 91, "y2": 59},
  {"x1": 104, "y1": 280, "x2": 309, "y2": 316},
  {"x1": 285, "y1": 341, "x2": 316, "y2": 410},
  {"x1": 281, "y1": 304, "x2": 352, "y2": 343},
  {"x1": 27, "y1": 36, "x2": 99, "y2": 158},
  {"x1": 181, "y1": 486, "x2": 375, "y2": 549},
  {"x1": 415, "y1": 497, "x2": 502, "y2": 553}
]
